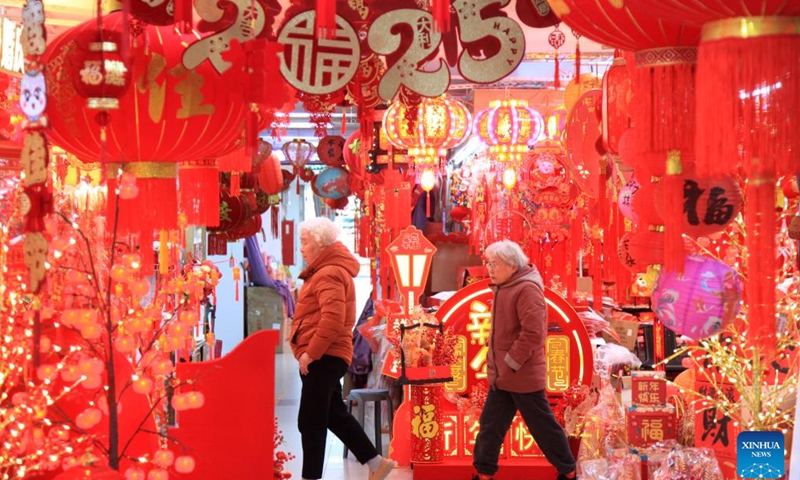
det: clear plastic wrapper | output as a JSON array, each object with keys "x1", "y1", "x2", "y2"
[{"x1": 651, "y1": 447, "x2": 723, "y2": 480}]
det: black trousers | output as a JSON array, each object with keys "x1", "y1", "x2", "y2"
[
  {"x1": 474, "y1": 387, "x2": 576, "y2": 476},
  {"x1": 298, "y1": 355, "x2": 378, "y2": 479}
]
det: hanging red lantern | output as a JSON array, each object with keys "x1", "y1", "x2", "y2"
[
  {"x1": 655, "y1": 173, "x2": 742, "y2": 238},
  {"x1": 563, "y1": 90, "x2": 601, "y2": 197},
  {"x1": 317, "y1": 135, "x2": 346, "y2": 167},
  {"x1": 71, "y1": 29, "x2": 131, "y2": 111},
  {"x1": 618, "y1": 229, "x2": 666, "y2": 274},
  {"x1": 601, "y1": 52, "x2": 632, "y2": 155},
  {"x1": 45, "y1": 12, "x2": 248, "y2": 234},
  {"x1": 258, "y1": 153, "x2": 285, "y2": 195},
  {"x1": 473, "y1": 99, "x2": 543, "y2": 162}
]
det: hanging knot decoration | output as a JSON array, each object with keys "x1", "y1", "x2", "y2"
[
  {"x1": 282, "y1": 139, "x2": 315, "y2": 193},
  {"x1": 548, "y1": 24, "x2": 565, "y2": 88}
]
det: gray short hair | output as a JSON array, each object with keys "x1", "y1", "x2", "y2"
[
  {"x1": 485, "y1": 240, "x2": 529, "y2": 268},
  {"x1": 299, "y1": 217, "x2": 340, "y2": 247}
]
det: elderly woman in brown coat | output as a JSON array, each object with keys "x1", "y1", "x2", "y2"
[
  {"x1": 291, "y1": 217, "x2": 396, "y2": 480},
  {"x1": 471, "y1": 240, "x2": 576, "y2": 480}
]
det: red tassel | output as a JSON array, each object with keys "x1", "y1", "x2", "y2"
[
  {"x1": 574, "y1": 40, "x2": 581, "y2": 80},
  {"x1": 173, "y1": 0, "x2": 193, "y2": 34},
  {"x1": 553, "y1": 55, "x2": 560, "y2": 89},
  {"x1": 315, "y1": 0, "x2": 336, "y2": 39},
  {"x1": 217, "y1": 148, "x2": 251, "y2": 173},
  {"x1": 138, "y1": 228, "x2": 156, "y2": 276},
  {"x1": 432, "y1": 0, "x2": 451, "y2": 33},
  {"x1": 271, "y1": 205, "x2": 279, "y2": 239},
  {"x1": 207, "y1": 234, "x2": 227, "y2": 256},
  {"x1": 663, "y1": 151, "x2": 685, "y2": 273},
  {"x1": 696, "y1": 20, "x2": 800, "y2": 177},
  {"x1": 108, "y1": 168, "x2": 179, "y2": 235},
  {"x1": 746, "y1": 178, "x2": 777, "y2": 359},
  {"x1": 341, "y1": 107, "x2": 347, "y2": 136},
  {"x1": 230, "y1": 172, "x2": 241, "y2": 197},
  {"x1": 179, "y1": 159, "x2": 220, "y2": 227},
  {"x1": 246, "y1": 107, "x2": 259, "y2": 157}
]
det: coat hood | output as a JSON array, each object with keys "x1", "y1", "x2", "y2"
[
  {"x1": 299, "y1": 241, "x2": 361, "y2": 280},
  {"x1": 495, "y1": 264, "x2": 544, "y2": 290}
]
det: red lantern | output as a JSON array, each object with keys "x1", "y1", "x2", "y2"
[
  {"x1": 655, "y1": 173, "x2": 742, "y2": 238},
  {"x1": 473, "y1": 99, "x2": 543, "y2": 162},
  {"x1": 71, "y1": 29, "x2": 131, "y2": 110},
  {"x1": 317, "y1": 135, "x2": 346, "y2": 167},
  {"x1": 618, "y1": 230, "x2": 666, "y2": 274},
  {"x1": 258, "y1": 154, "x2": 285, "y2": 195},
  {"x1": 45, "y1": 12, "x2": 248, "y2": 234}
]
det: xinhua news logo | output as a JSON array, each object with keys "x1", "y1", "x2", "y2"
[{"x1": 737, "y1": 431, "x2": 784, "y2": 479}]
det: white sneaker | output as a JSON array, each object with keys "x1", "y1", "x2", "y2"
[{"x1": 368, "y1": 458, "x2": 397, "y2": 480}]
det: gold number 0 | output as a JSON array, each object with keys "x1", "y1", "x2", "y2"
[{"x1": 368, "y1": 9, "x2": 450, "y2": 102}]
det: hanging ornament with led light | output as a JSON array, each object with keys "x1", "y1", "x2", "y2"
[
  {"x1": 382, "y1": 95, "x2": 472, "y2": 192},
  {"x1": 473, "y1": 99, "x2": 545, "y2": 190}
]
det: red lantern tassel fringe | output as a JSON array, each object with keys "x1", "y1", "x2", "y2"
[
  {"x1": 632, "y1": 57, "x2": 696, "y2": 158},
  {"x1": 217, "y1": 148, "x2": 251, "y2": 173},
  {"x1": 432, "y1": 0, "x2": 451, "y2": 33},
  {"x1": 746, "y1": 178, "x2": 777, "y2": 359},
  {"x1": 138, "y1": 228, "x2": 156, "y2": 276},
  {"x1": 598, "y1": 158, "x2": 611, "y2": 285},
  {"x1": 108, "y1": 171, "x2": 179, "y2": 235},
  {"x1": 246, "y1": 107, "x2": 260, "y2": 157},
  {"x1": 592, "y1": 238, "x2": 603, "y2": 309},
  {"x1": 271, "y1": 205, "x2": 280, "y2": 239},
  {"x1": 696, "y1": 21, "x2": 800, "y2": 177},
  {"x1": 315, "y1": 0, "x2": 336, "y2": 39},
  {"x1": 179, "y1": 159, "x2": 221, "y2": 227},
  {"x1": 663, "y1": 151, "x2": 685, "y2": 273},
  {"x1": 574, "y1": 40, "x2": 581, "y2": 80}
]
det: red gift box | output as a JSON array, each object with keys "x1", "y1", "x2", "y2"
[
  {"x1": 631, "y1": 371, "x2": 667, "y2": 406},
  {"x1": 627, "y1": 405, "x2": 676, "y2": 448}
]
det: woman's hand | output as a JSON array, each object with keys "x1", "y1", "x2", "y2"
[{"x1": 299, "y1": 352, "x2": 313, "y2": 375}]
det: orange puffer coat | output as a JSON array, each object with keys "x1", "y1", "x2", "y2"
[
  {"x1": 487, "y1": 264, "x2": 548, "y2": 393},
  {"x1": 290, "y1": 241, "x2": 361, "y2": 364}
]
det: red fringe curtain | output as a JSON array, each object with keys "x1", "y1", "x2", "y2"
[{"x1": 179, "y1": 159, "x2": 220, "y2": 227}]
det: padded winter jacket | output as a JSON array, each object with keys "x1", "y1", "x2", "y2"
[
  {"x1": 486, "y1": 264, "x2": 548, "y2": 393},
  {"x1": 290, "y1": 241, "x2": 361, "y2": 364}
]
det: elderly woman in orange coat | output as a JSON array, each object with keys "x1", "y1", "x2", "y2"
[
  {"x1": 290, "y1": 217, "x2": 395, "y2": 480},
  {"x1": 471, "y1": 240, "x2": 576, "y2": 480}
]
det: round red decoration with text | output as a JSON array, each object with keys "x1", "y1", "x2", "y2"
[
  {"x1": 656, "y1": 174, "x2": 742, "y2": 238},
  {"x1": 317, "y1": 135, "x2": 346, "y2": 167},
  {"x1": 618, "y1": 230, "x2": 666, "y2": 274}
]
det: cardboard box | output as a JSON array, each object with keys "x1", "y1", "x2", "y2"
[
  {"x1": 602, "y1": 318, "x2": 640, "y2": 351},
  {"x1": 631, "y1": 371, "x2": 667, "y2": 407},
  {"x1": 627, "y1": 405, "x2": 676, "y2": 448}
]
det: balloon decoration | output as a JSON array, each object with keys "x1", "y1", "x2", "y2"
[
  {"x1": 312, "y1": 167, "x2": 351, "y2": 200},
  {"x1": 652, "y1": 255, "x2": 742, "y2": 340}
]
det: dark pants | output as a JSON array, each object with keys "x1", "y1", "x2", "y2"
[
  {"x1": 474, "y1": 387, "x2": 576, "y2": 476},
  {"x1": 298, "y1": 355, "x2": 378, "y2": 479}
]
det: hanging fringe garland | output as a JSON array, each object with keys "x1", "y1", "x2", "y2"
[
  {"x1": 696, "y1": 17, "x2": 800, "y2": 178},
  {"x1": 179, "y1": 158, "x2": 220, "y2": 227},
  {"x1": 662, "y1": 151, "x2": 685, "y2": 273},
  {"x1": 747, "y1": 177, "x2": 778, "y2": 359},
  {"x1": 107, "y1": 162, "x2": 179, "y2": 235}
]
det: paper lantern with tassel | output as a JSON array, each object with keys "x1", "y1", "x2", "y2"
[
  {"x1": 655, "y1": 173, "x2": 742, "y2": 238},
  {"x1": 652, "y1": 255, "x2": 742, "y2": 340},
  {"x1": 45, "y1": 12, "x2": 248, "y2": 236}
]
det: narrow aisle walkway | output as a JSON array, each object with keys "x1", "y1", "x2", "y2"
[{"x1": 275, "y1": 348, "x2": 413, "y2": 480}]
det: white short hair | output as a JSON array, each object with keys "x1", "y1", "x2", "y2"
[
  {"x1": 485, "y1": 240, "x2": 529, "y2": 268},
  {"x1": 299, "y1": 217, "x2": 340, "y2": 247}
]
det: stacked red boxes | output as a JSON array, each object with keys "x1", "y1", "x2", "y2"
[{"x1": 627, "y1": 371, "x2": 676, "y2": 448}]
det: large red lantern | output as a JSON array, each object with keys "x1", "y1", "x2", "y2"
[
  {"x1": 473, "y1": 99, "x2": 543, "y2": 162},
  {"x1": 45, "y1": 12, "x2": 248, "y2": 233}
]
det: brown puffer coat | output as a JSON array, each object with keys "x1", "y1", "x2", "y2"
[
  {"x1": 290, "y1": 241, "x2": 361, "y2": 364},
  {"x1": 487, "y1": 264, "x2": 548, "y2": 393}
]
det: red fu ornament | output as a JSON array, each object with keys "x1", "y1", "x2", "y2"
[{"x1": 386, "y1": 226, "x2": 437, "y2": 313}]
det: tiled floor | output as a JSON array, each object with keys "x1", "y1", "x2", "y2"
[{"x1": 275, "y1": 344, "x2": 412, "y2": 480}]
